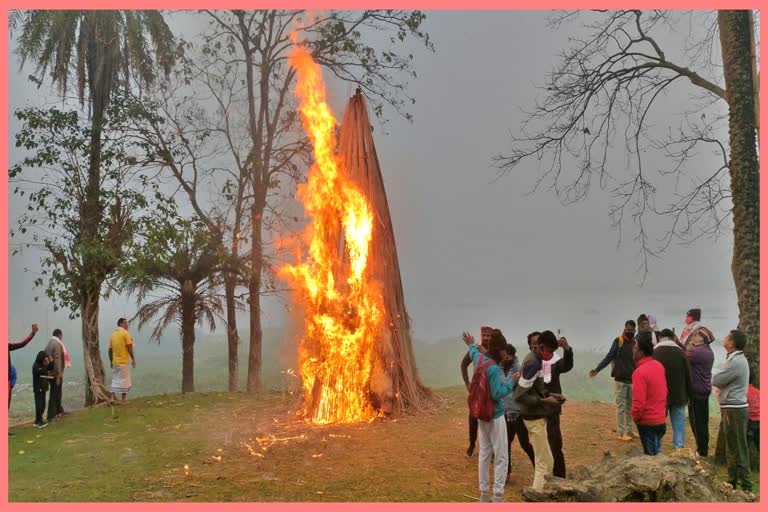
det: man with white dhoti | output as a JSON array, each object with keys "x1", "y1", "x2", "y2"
[{"x1": 109, "y1": 318, "x2": 136, "y2": 404}]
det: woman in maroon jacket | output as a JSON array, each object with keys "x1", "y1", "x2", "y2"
[
  {"x1": 631, "y1": 332, "x2": 668, "y2": 455},
  {"x1": 687, "y1": 327, "x2": 715, "y2": 457}
]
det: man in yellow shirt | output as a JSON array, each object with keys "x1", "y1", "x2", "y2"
[{"x1": 109, "y1": 318, "x2": 136, "y2": 404}]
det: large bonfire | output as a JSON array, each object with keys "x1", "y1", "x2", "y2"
[{"x1": 280, "y1": 41, "x2": 430, "y2": 424}]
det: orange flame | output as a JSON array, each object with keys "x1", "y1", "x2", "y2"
[{"x1": 280, "y1": 41, "x2": 383, "y2": 424}]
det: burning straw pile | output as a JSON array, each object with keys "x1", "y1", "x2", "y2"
[{"x1": 280, "y1": 43, "x2": 431, "y2": 424}]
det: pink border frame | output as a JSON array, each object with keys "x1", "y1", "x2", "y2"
[{"x1": 1, "y1": 1, "x2": 765, "y2": 508}]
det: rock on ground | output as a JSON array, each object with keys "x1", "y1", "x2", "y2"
[{"x1": 521, "y1": 450, "x2": 757, "y2": 502}]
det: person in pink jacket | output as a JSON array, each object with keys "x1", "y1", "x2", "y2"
[{"x1": 631, "y1": 332, "x2": 668, "y2": 455}]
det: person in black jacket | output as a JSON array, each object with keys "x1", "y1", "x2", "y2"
[
  {"x1": 460, "y1": 326, "x2": 493, "y2": 458},
  {"x1": 590, "y1": 320, "x2": 637, "y2": 440},
  {"x1": 653, "y1": 328, "x2": 692, "y2": 450},
  {"x1": 514, "y1": 331, "x2": 562, "y2": 491},
  {"x1": 544, "y1": 334, "x2": 574, "y2": 477},
  {"x1": 32, "y1": 351, "x2": 54, "y2": 428}
]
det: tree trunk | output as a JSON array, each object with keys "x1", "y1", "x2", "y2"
[
  {"x1": 719, "y1": 10, "x2": 761, "y2": 386},
  {"x1": 79, "y1": 13, "x2": 117, "y2": 406},
  {"x1": 81, "y1": 290, "x2": 109, "y2": 405},
  {"x1": 247, "y1": 200, "x2": 264, "y2": 392},
  {"x1": 181, "y1": 283, "x2": 196, "y2": 393},
  {"x1": 238, "y1": 11, "x2": 266, "y2": 393},
  {"x1": 224, "y1": 270, "x2": 239, "y2": 392}
]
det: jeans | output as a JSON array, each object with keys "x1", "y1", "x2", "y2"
[
  {"x1": 478, "y1": 415, "x2": 508, "y2": 496},
  {"x1": 614, "y1": 381, "x2": 634, "y2": 436},
  {"x1": 34, "y1": 390, "x2": 47, "y2": 424},
  {"x1": 688, "y1": 395, "x2": 710, "y2": 456},
  {"x1": 668, "y1": 404, "x2": 687, "y2": 449},
  {"x1": 505, "y1": 413, "x2": 535, "y2": 475},
  {"x1": 524, "y1": 418, "x2": 553, "y2": 491},
  {"x1": 722, "y1": 408, "x2": 752, "y2": 492},
  {"x1": 637, "y1": 423, "x2": 666, "y2": 455},
  {"x1": 546, "y1": 412, "x2": 566, "y2": 478}
]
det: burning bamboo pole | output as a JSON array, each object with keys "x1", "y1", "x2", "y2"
[{"x1": 337, "y1": 89, "x2": 432, "y2": 415}]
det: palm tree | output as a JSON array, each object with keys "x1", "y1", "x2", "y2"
[
  {"x1": 12, "y1": 10, "x2": 177, "y2": 404},
  {"x1": 123, "y1": 221, "x2": 223, "y2": 393}
]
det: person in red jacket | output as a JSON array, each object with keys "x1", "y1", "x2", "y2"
[
  {"x1": 9, "y1": 324, "x2": 39, "y2": 408},
  {"x1": 9, "y1": 324, "x2": 39, "y2": 437},
  {"x1": 746, "y1": 382, "x2": 759, "y2": 458},
  {"x1": 631, "y1": 332, "x2": 668, "y2": 455}
]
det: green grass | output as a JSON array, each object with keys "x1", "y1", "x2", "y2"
[
  {"x1": 10, "y1": 337, "x2": 609, "y2": 422},
  {"x1": 9, "y1": 343, "x2": 722, "y2": 424},
  {"x1": 8, "y1": 387, "x2": 759, "y2": 502}
]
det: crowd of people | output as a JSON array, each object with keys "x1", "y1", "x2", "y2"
[
  {"x1": 459, "y1": 308, "x2": 760, "y2": 501},
  {"x1": 8, "y1": 317, "x2": 137, "y2": 435}
]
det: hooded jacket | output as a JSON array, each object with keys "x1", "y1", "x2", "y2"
[{"x1": 32, "y1": 351, "x2": 53, "y2": 393}]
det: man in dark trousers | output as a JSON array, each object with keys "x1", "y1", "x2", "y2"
[
  {"x1": 45, "y1": 329, "x2": 69, "y2": 421},
  {"x1": 713, "y1": 330, "x2": 752, "y2": 493},
  {"x1": 590, "y1": 320, "x2": 637, "y2": 440},
  {"x1": 461, "y1": 326, "x2": 493, "y2": 458},
  {"x1": 543, "y1": 333, "x2": 574, "y2": 477},
  {"x1": 653, "y1": 328, "x2": 691, "y2": 450},
  {"x1": 686, "y1": 326, "x2": 715, "y2": 457}
]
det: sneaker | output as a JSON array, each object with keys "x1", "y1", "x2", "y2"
[
  {"x1": 8, "y1": 431, "x2": 15, "y2": 437},
  {"x1": 492, "y1": 493, "x2": 505, "y2": 502},
  {"x1": 479, "y1": 491, "x2": 492, "y2": 502},
  {"x1": 34, "y1": 421, "x2": 48, "y2": 429}
]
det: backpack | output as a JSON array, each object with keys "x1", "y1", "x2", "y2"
[{"x1": 468, "y1": 354, "x2": 496, "y2": 421}]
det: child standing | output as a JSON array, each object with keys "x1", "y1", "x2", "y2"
[{"x1": 32, "y1": 351, "x2": 54, "y2": 428}]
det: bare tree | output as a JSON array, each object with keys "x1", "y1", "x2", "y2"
[
  {"x1": 128, "y1": 33, "x2": 307, "y2": 391},
  {"x1": 494, "y1": 10, "x2": 759, "y2": 383}
]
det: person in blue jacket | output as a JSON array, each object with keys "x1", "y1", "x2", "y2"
[{"x1": 462, "y1": 329, "x2": 519, "y2": 502}]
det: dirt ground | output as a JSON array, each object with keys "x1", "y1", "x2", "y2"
[{"x1": 8, "y1": 387, "x2": 753, "y2": 502}]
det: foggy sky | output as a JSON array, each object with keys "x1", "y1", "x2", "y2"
[{"x1": 7, "y1": 11, "x2": 740, "y2": 347}]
